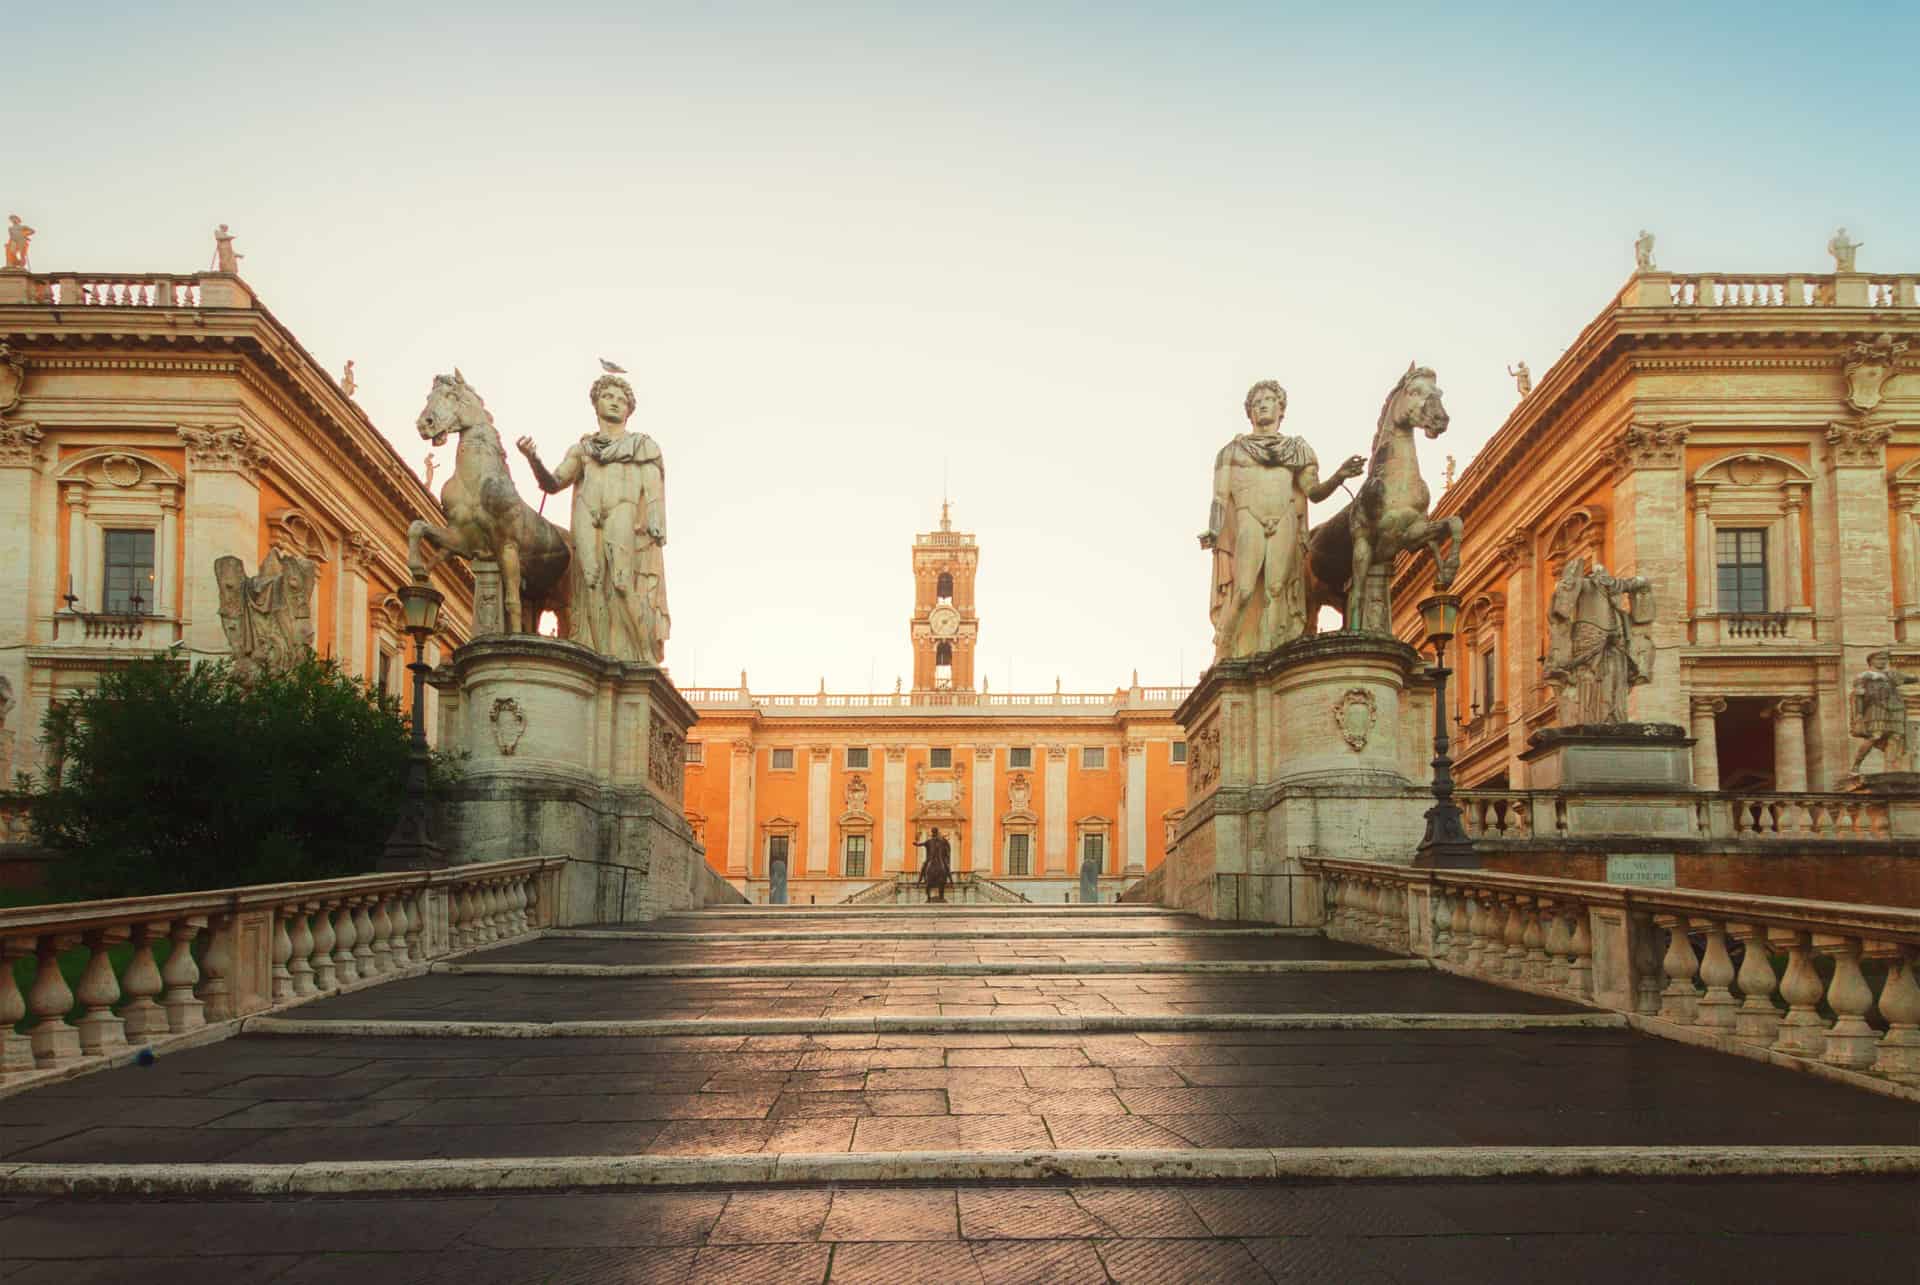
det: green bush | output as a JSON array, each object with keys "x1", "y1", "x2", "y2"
[{"x1": 26, "y1": 655, "x2": 410, "y2": 898}]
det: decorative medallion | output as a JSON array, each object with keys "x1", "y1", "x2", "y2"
[
  {"x1": 1007, "y1": 772, "x2": 1032, "y2": 811},
  {"x1": 489, "y1": 697, "x2": 527, "y2": 756},
  {"x1": 1842, "y1": 332, "x2": 1909, "y2": 416},
  {"x1": 1333, "y1": 688, "x2": 1378, "y2": 752},
  {"x1": 100, "y1": 454, "x2": 144, "y2": 488},
  {"x1": 845, "y1": 773, "x2": 869, "y2": 814}
]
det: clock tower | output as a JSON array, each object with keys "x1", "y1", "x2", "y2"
[{"x1": 911, "y1": 501, "x2": 979, "y2": 692}]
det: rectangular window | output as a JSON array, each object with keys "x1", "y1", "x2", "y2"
[
  {"x1": 770, "y1": 748, "x2": 795, "y2": 771},
  {"x1": 767, "y1": 834, "x2": 790, "y2": 867},
  {"x1": 1081, "y1": 746, "x2": 1106, "y2": 770},
  {"x1": 377, "y1": 650, "x2": 395, "y2": 697},
  {"x1": 1716, "y1": 527, "x2": 1769, "y2": 614},
  {"x1": 844, "y1": 834, "x2": 867, "y2": 878},
  {"x1": 1479, "y1": 649, "x2": 1497, "y2": 713},
  {"x1": 102, "y1": 529, "x2": 155, "y2": 614},
  {"x1": 929, "y1": 747, "x2": 952, "y2": 768},
  {"x1": 684, "y1": 741, "x2": 705, "y2": 765},
  {"x1": 1008, "y1": 746, "x2": 1033, "y2": 769},
  {"x1": 1083, "y1": 833, "x2": 1106, "y2": 867},
  {"x1": 1170, "y1": 741, "x2": 1187, "y2": 764},
  {"x1": 845, "y1": 746, "x2": 870, "y2": 770},
  {"x1": 1006, "y1": 833, "x2": 1031, "y2": 877}
]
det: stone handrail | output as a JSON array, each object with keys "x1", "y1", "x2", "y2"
[
  {"x1": 1, "y1": 857, "x2": 564, "y2": 1086},
  {"x1": 1302, "y1": 858, "x2": 1920, "y2": 1092},
  {"x1": 1625, "y1": 271, "x2": 1918, "y2": 311},
  {"x1": 1456, "y1": 788, "x2": 1893, "y2": 843},
  {"x1": 967, "y1": 874, "x2": 1031, "y2": 904},
  {"x1": 1118, "y1": 863, "x2": 1166, "y2": 905}
]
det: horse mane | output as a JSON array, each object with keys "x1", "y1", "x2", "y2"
[
  {"x1": 433, "y1": 373, "x2": 508, "y2": 463},
  {"x1": 1356, "y1": 364, "x2": 1436, "y2": 513}
]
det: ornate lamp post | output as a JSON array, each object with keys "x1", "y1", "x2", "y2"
[
  {"x1": 1414, "y1": 591, "x2": 1477, "y2": 869},
  {"x1": 380, "y1": 577, "x2": 445, "y2": 871}
]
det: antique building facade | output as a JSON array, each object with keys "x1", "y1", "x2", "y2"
[
  {"x1": 0, "y1": 262, "x2": 472, "y2": 786},
  {"x1": 1388, "y1": 263, "x2": 1919, "y2": 795},
  {"x1": 684, "y1": 511, "x2": 1190, "y2": 904}
]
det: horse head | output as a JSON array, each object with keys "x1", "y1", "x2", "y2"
[
  {"x1": 416, "y1": 369, "x2": 488, "y2": 448},
  {"x1": 1377, "y1": 362, "x2": 1450, "y2": 442}
]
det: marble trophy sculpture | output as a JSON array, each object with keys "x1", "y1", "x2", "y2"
[
  {"x1": 214, "y1": 548, "x2": 318, "y2": 681},
  {"x1": 416, "y1": 365, "x2": 700, "y2": 923},
  {"x1": 407, "y1": 370, "x2": 573, "y2": 635},
  {"x1": 1173, "y1": 373, "x2": 1445, "y2": 923},
  {"x1": 1849, "y1": 650, "x2": 1917, "y2": 779}
]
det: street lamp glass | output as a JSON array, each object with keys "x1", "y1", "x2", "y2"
[
  {"x1": 398, "y1": 581, "x2": 443, "y2": 637},
  {"x1": 1417, "y1": 593, "x2": 1461, "y2": 650}
]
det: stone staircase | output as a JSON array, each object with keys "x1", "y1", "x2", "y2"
[{"x1": 1, "y1": 900, "x2": 1916, "y2": 1280}]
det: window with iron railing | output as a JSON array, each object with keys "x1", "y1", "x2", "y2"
[
  {"x1": 102, "y1": 528, "x2": 155, "y2": 614},
  {"x1": 1716, "y1": 527, "x2": 1768, "y2": 614}
]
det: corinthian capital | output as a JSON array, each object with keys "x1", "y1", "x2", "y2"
[
  {"x1": 1608, "y1": 421, "x2": 1688, "y2": 475},
  {"x1": 178, "y1": 424, "x2": 269, "y2": 478},
  {"x1": 0, "y1": 420, "x2": 44, "y2": 467},
  {"x1": 1826, "y1": 420, "x2": 1891, "y2": 468}
]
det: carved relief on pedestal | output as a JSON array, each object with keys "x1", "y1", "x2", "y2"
[
  {"x1": 489, "y1": 697, "x2": 526, "y2": 756},
  {"x1": 649, "y1": 722, "x2": 685, "y2": 794},
  {"x1": 1187, "y1": 719, "x2": 1222, "y2": 794},
  {"x1": 1331, "y1": 688, "x2": 1379, "y2": 753}
]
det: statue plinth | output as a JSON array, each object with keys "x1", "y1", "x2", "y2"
[
  {"x1": 1847, "y1": 771, "x2": 1920, "y2": 796},
  {"x1": 1165, "y1": 633, "x2": 1432, "y2": 925},
  {"x1": 1520, "y1": 723, "x2": 1697, "y2": 837},
  {"x1": 429, "y1": 635, "x2": 702, "y2": 923}
]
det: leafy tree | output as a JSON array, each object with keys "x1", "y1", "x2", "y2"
[{"x1": 27, "y1": 655, "x2": 409, "y2": 898}]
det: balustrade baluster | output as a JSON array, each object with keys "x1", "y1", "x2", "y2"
[
  {"x1": 1462, "y1": 896, "x2": 1488, "y2": 971},
  {"x1": 510, "y1": 880, "x2": 530, "y2": 934},
  {"x1": 522, "y1": 877, "x2": 541, "y2": 932},
  {"x1": 161, "y1": 919, "x2": 206, "y2": 1031},
  {"x1": 1770, "y1": 929, "x2": 1827, "y2": 1057},
  {"x1": 368, "y1": 899, "x2": 394, "y2": 975},
  {"x1": 1431, "y1": 891, "x2": 1452, "y2": 961},
  {"x1": 1870, "y1": 946, "x2": 1920, "y2": 1085},
  {"x1": 27, "y1": 935, "x2": 81, "y2": 1063},
  {"x1": 406, "y1": 890, "x2": 429, "y2": 961},
  {"x1": 475, "y1": 883, "x2": 497, "y2": 943},
  {"x1": 288, "y1": 906, "x2": 317, "y2": 997},
  {"x1": 1629, "y1": 911, "x2": 1663, "y2": 1016},
  {"x1": 310, "y1": 902, "x2": 338, "y2": 991},
  {"x1": 1655, "y1": 915, "x2": 1700, "y2": 1024},
  {"x1": 271, "y1": 909, "x2": 295, "y2": 1001},
  {"x1": 388, "y1": 896, "x2": 412, "y2": 967},
  {"x1": 200, "y1": 916, "x2": 235, "y2": 1022},
  {"x1": 1692, "y1": 920, "x2": 1739, "y2": 1030},
  {"x1": 1447, "y1": 893, "x2": 1471, "y2": 966},
  {"x1": 120, "y1": 922, "x2": 168, "y2": 1039},
  {"x1": 1566, "y1": 907, "x2": 1593, "y2": 999},
  {"x1": 1521, "y1": 901, "x2": 1549, "y2": 983},
  {"x1": 1816, "y1": 936, "x2": 1879, "y2": 1069},
  {"x1": 451, "y1": 886, "x2": 473, "y2": 949},
  {"x1": 1728, "y1": 923, "x2": 1782, "y2": 1047},
  {"x1": 0, "y1": 939, "x2": 34, "y2": 1073},
  {"x1": 73, "y1": 930, "x2": 129, "y2": 1055},
  {"x1": 332, "y1": 902, "x2": 360, "y2": 985},
  {"x1": 1501, "y1": 897, "x2": 1526, "y2": 978},
  {"x1": 351, "y1": 901, "x2": 377, "y2": 976},
  {"x1": 1543, "y1": 902, "x2": 1571, "y2": 987}
]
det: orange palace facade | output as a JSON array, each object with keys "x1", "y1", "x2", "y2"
[{"x1": 682, "y1": 511, "x2": 1191, "y2": 904}]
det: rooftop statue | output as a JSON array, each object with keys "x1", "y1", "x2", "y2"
[
  {"x1": 4, "y1": 215, "x2": 34, "y2": 270},
  {"x1": 1829, "y1": 226, "x2": 1862, "y2": 273},
  {"x1": 340, "y1": 360, "x2": 356, "y2": 398},
  {"x1": 518, "y1": 372, "x2": 670, "y2": 664},
  {"x1": 1544, "y1": 556, "x2": 1654, "y2": 727},
  {"x1": 406, "y1": 370, "x2": 573, "y2": 635},
  {"x1": 1508, "y1": 361, "x2": 1532, "y2": 397},
  {"x1": 1634, "y1": 229, "x2": 1656, "y2": 272},
  {"x1": 1849, "y1": 650, "x2": 1916, "y2": 774},
  {"x1": 1200, "y1": 382, "x2": 1364, "y2": 659},
  {"x1": 212, "y1": 224, "x2": 242, "y2": 275},
  {"x1": 215, "y1": 547, "x2": 318, "y2": 682},
  {"x1": 1303, "y1": 365, "x2": 1462, "y2": 635}
]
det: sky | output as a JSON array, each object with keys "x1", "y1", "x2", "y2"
[{"x1": 10, "y1": 2, "x2": 1917, "y2": 693}]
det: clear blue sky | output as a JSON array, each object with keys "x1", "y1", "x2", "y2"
[{"x1": 11, "y1": 2, "x2": 1915, "y2": 690}]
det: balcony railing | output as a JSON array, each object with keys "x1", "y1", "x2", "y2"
[
  {"x1": 1305, "y1": 859, "x2": 1920, "y2": 1093},
  {"x1": 1626, "y1": 272, "x2": 1918, "y2": 310}
]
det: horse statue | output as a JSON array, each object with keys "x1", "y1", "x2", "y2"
[
  {"x1": 1305, "y1": 364, "x2": 1462, "y2": 632},
  {"x1": 406, "y1": 370, "x2": 572, "y2": 635}
]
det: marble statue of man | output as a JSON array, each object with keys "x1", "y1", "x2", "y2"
[
  {"x1": 4, "y1": 216, "x2": 33, "y2": 270},
  {"x1": 517, "y1": 373, "x2": 669, "y2": 663},
  {"x1": 1828, "y1": 227, "x2": 1862, "y2": 273},
  {"x1": 1634, "y1": 229, "x2": 1656, "y2": 272},
  {"x1": 1508, "y1": 361, "x2": 1532, "y2": 396},
  {"x1": 212, "y1": 224, "x2": 242, "y2": 274},
  {"x1": 1200, "y1": 381, "x2": 1364, "y2": 660},
  {"x1": 1849, "y1": 650, "x2": 1916, "y2": 773},
  {"x1": 1545, "y1": 556, "x2": 1654, "y2": 726},
  {"x1": 214, "y1": 548, "x2": 318, "y2": 682}
]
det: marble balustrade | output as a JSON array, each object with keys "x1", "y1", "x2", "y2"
[
  {"x1": 1306, "y1": 859, "x2": 1920, "y2": 1090},
  {"x1": 1455, "y1": 788, "x2": 1894, "y2": 842},
  {"x1": 0, "y1": 857, "x2": 563, "y2": 1083}
]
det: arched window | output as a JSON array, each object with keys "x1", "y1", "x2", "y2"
[
  {"x1": 934, "y1": 641, "x2": 953, "y2": 689},
  {"x1": 936, "y1": 572, "x2": 954, "y2": 603}
]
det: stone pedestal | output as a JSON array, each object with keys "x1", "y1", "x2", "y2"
[
  {"x1": 429, "y1": 635, "x2": 701, "y2": 924},
  {"x1": 1166, "y1": 634, "x2": 1432, "y2": 926},
  {"x1": 1520, "y1": 724, "x2": 1697, "y2": 837}
]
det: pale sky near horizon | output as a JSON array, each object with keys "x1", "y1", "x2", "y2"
[{"x1": 10, "y1": 3, "x2": 1916, "y2": 692}]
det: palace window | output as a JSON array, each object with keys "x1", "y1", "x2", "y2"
[
  {"x1": 929, "y1": 747, "x2": 952, "y2": 768},
  {"x1": 102, "y1": 529, "x2": 155, "y2": 614},
  {"x1": 845, "y1": 746, "x2": 870, "y2": 769},
  {"x1": 1008, "y1": 746, "x2": 1033, "y2": 768},
  {"x1": 770, "y1": 748, "x2": 795, "y2": 771},
  {"x1": 684, "y1": 741, "x2": 705, "y2": 765},
  {"x1": 1006, "y1": 832, "x2": 1031, "y2": 877},
  {"x1": 844, "y1": 834, "x2": 868, "y2": 878},
  {"x1": 377, "y1": 648, "x2": 396, "y2": 697},
  {"x1": 1082, "y1": 833, "x2": 1106, "y2": 869},
  {"x1": 1081, "y1": 746, "x2": 1107, "y2": 770},
  {"x1": 1170, "y1": 741, "x2": 1187, "y2": 764},
  {"x1": 1716, "y1": 528, "x2": 1769, "y2": 614},
  {"x1": 1478, "y1": 647, "x2": 1498, "y2": 714}
]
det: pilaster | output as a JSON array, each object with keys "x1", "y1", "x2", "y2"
[
  {"x1": 970, "y1": 747, "x2": 993, "y2": 873},
  {"x1": 1609, "y1": 421, "x2": 1688, "y2": 727},
  {"x1": 1044, "y1": 745, "x2": 1069, "y2": 875},
  {"x1": 1124, "y1": 738, "x2": 1148, "y2": 874},
  {"x1": 806, "y1": 746, "x2": 831, "y2": 874},
  {"x1": 727, "y1": 740, "x2": 753, "y2": 874},
  {"x1": 179, "y1": 426, "x2": 267, "y2": 658},
  {"x1": 882, "y1": 746, "x2": 906, "y2": 872},
  {"x1": 1689, "y1": 696, "x2": 1726, "y2": 790}
]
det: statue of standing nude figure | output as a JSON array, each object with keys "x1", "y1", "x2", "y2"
[{"x1": 518, "y1": 373, "x2": 671, "y2": 664}]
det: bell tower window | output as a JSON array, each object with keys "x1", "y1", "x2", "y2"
[
  {"x1": 911, "y1": 503, "x2": 979, "y2": 694},
  {"x1": 935, "y1": 642, "x2": 953, "y2": 689},
  {"x1": 936, "y1": 572, "x2": 954, "y2": 603}
]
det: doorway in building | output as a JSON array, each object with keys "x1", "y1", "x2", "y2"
[
  {"x1": 768, "y1": 834, "x2": 790, "y2": 905},
  {"x1": 1717, "y1": 697, "x2": 1776, "y2": 790}
]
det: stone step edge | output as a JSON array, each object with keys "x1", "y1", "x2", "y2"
[
  {"x1": 431, "y1": 959, "x2": 1430, "y2": 978},
  {"x1": 241, "y1": 1011, "x2": 1625, "y2": 1038},
  {"x1": 552, "y1": 928, "x2": 1323, "y2": 942},
  {"x1": 685, "y1": 907, "x2": 1174, "y2": 917},
  {"x1": 5, "y1": 1145, "x2": 1914, "y2": 1198}
]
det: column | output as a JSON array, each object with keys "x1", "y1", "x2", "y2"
[
  {"x1": 1124, "y1": 738, "x2": 1147, "y2": 874},
  {"x1": 153, "y1": 488, "x2": 179, "y2": 624},
  {"x1": 1689, "y1": 696, "x2": 1725, "y2": 790},
  {"x1": 1770, "y1": 697, "x2": 1812, "y2": 792},
  {"x1": 882, "y1": 746, "x2": 906, "y2": 872},
  {"x1": 60, "y1": 479, "x2": 88, "y2": 608},
  {"x1": 970, "y1": 747, "x2": 993, "y2": 874},
  {"x1": 806, "y1": 746, "x2": 830, "y2": 874},
  {"x1": 1044, "y1": 745, "x2": 1069, "y2": 875},
  {"x1": 727, "y1": 740, "x2": 752, "y2": 874},
  {"x1": 1897, "y1": 485, "x2": 1920, "y2": 611},
  {"x1": 1782, "y1": 486, "x2": 1807, "y2": 611},
  {"x1": 1692, "y1": 483, "x2": 1715, "y2": 617}
]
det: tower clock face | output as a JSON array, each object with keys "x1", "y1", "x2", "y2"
[{"x1": 928, "y1": 604, "x2": 961, "y2": 638}]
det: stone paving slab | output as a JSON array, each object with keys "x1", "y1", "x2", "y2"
[
  {"x1": 0, "y1": 1180, "x2": 1910, "y2": 1282},
  {"x1": 478, "y1": 934, "x2": 1391, "y2": 964},
  {"x1": 5, "y1": 1028, "x2": 1915, "y2": 1165}
]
